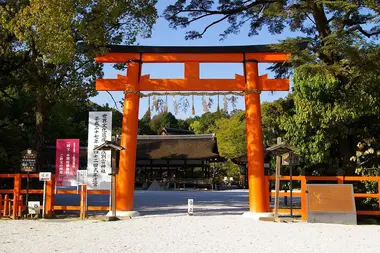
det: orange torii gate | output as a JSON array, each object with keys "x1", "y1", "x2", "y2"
[{"x1": 95, "y1": 45, "x2": 290, "y2": 217}]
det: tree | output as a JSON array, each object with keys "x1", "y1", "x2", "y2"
[
  {"x1": 138, "y1": 111, "x2": 155, "y2": 135},
  {"x1": 0, "y1": 1, "x2": 157, "y2": 170},
  {"x1": 149, "y1": 112, "x2": 179, "y2": 134},
  {"x1": 282, "y1": 68, "x2": 380, "y2": 174},
  {"x1": 164, "y1": 0, "x2": 380, "y2": 174},
  {"x1": 189, "y1": 111, "x2": 229, "y2": 134},
  {"x1": 213, "y1": 110, "x2": 246, "y2": 159},
  {"x1": 261, "y1": 95, "x2": 294, "y2": 146}
]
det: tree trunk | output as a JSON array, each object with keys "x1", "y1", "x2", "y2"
[
  {"x1": 338, "y1": 136, "x2": 355, "y2": 175},
  {"x1": 35, "y1": 89, "x2": 45, "y2": 170}
]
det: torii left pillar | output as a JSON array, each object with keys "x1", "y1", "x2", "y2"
[{"x1": 116, "y1": 60, "x2": 141, "y2": 216}]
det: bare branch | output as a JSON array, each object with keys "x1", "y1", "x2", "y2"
[
  {"x1": 169, "y1": 0, "x2": 276, "y2": 18},
  {"x1": 305, "y1": 13, "x2": 316, "y2": 25},
  {"x1": 106, "y1": 91, "x2": 120, "y2": 111},
  {"x1": 347, "y1": 25, "x2": 380, "y2": 38},
  {"x1": 358, "y1": 156, "x2": 379, "y2": 166},
  {"x1": 338, "y1": 9, "x2": 354, "y2": 33},
  {"x1": 0, "y1": 88, "x2": 16, "y2": 101},
  {"x1": 187, "y1": 12, "x2": 220, "y2": 24},
  {"x1": 199, "y1": 14, "x2": 234, "y2": 37}
]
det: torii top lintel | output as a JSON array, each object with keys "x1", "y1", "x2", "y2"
[
  {"x1": 95, "y1": 44, "x2": 289, "y2": 63},
  {"x1": 95, "y1": 44, "x2": 290, "y2": 92}
]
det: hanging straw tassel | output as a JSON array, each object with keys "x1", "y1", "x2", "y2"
[
  {"x1": 217, "y1": 94, "x2": 220, "y2": 113},
  {"x1": 152, "y1": 95, "x2": 156, "y2": 111},
  {"x1": 223, "y1": 95, "x2": 228, "y2": 112},
  {"x1": 172, "y1": 96, "x2": 178, "y2": 115},
  {"x1": 164, "y1": 95, "x2": 168, "y2": 113},
  {"x1": 202, "y1": 95, "x2": 209, "y2": 113},
  {"x1": 192, "y1": 94, "x2": 195, "y2": 115},
  {"x1": 147, "y1": 96, "x2": 151, "y2": 119}
]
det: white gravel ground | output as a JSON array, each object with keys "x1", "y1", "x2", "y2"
[{"x1": 1, "y1": 190, "x2": 379, "y2": 253}]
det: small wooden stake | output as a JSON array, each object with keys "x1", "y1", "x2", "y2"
[{"x1": 274, "y1": 155, "x2": 281, "y2": 219}]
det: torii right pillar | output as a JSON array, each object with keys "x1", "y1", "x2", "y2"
[{"x1": 244, "y1": 60, "x2": 270, "y2": 217}]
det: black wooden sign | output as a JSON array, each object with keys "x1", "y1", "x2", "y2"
[{"x1": 21, "y1": 148, "x2": 37, "y2": 172}]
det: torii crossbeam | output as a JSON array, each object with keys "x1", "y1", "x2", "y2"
[{"x1": 95, "y1": 45, "x2": 290, "y2": 217}]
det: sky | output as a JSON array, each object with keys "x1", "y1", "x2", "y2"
[{"x1": 90, "y1": 1, "x2": 303, "y2": 119}]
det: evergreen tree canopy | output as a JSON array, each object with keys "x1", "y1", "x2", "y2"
[{"x1": 164, "y1": 0, "x2": 380, "y2": 174}]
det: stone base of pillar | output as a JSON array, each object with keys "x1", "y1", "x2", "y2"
[
  {"x1": 106, "y1": 210, "x2": 140, "y2": 218},
  {"x1": 242, "y1": 211, "x2": 273, "y2": 220}
]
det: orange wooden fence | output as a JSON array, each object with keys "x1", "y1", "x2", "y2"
[
  {"x1": 0, "y1": 173, "x2": 110, "y2": 219},
  {"x1": 266, "y1": 175, "x2": 380, "y2": 221},
  {"x1": 2, "y1": 173, "x2": 380, "y2": 220},
  {"x1": 0, "y1": 194, "x2": 23, "y2": 219}
]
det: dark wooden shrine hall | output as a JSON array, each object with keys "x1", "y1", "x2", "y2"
[
  {"x1": 134, "y1": 133, "x2": 225, "y2": 189},
  {"x1": 43, "y1": 130, "x2": 225, "y2": 189}
]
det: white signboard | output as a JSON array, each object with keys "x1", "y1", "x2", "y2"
[
  {"x1": 188, "y1": 199, "x2": 194, "y2": 215},
  {"x1": 77, "y1": 170, "x2": 88, "y2": 186},
  {"x1": 28, "y1": 201, "x2": 40, "y2": 215},
  {"x1": 87, "y1": 111, "x2": 112, "y2": 189},
  {"x1": 39, "y1": 172, "x2": 51, "y2": 181}
]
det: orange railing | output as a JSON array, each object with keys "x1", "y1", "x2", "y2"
[
  {"x1": 0, "y1": 194, "x2": 23, "y2": 219},
  {"x1": 266, "y1": 175, "x2": 380, "y2": 221},
  {"x1": 2, "y1": 173, "x2": 379, "y2": 220},
  {"x1": 0, "y1": 173, "x2": 110, "y2": 219}
]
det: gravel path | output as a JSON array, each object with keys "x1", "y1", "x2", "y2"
[
  {"x1": 1, "y1": 190, "x2": 379, "y2": 253},
  {"x1": 1, "y1": 215, "x2": 380, "y2": 253},
  {"x1": 55, "y1": 189, "x2": 300, "y2": 216}
]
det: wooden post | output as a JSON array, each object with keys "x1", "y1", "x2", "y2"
[
  {"x1": 80, "y1": 185, "x2": 87, "y2": 219},
  {"x1": 117, "y1": 61, "x2": 140, "y2": 212},
  {"x1": 289, "y1": 153, "x2": 293, "y2": 217},
  {"x1": 264, "y1": 176, "x2": 270, "y2": 210},
  {"x1": 12, "y1": 196, "x2": 18, "y2": 219},
  {"x1": 13, "y1": 174, "x2": 21, "y2": 218},
  {"x1": 45, "y1": 174, "x2": 55, "y2": 217},
  {"x1": 13, "y1": 173, "x2": 21, "y2": 216},
  {"x1": 244, "y1": 60, "x2": 268, "y2": 213},
  {"x1": 80, "y1": 185, "x2": 83, "y2": 219},
  {"x1": 301, "y1": 176, "x2": 307, "y2": 221},
  {"x1": 4, "y1": 194, "x2": 8, "y2": 216},
  {"x1": 18, "y1": 195, "x2": 23, "y2": 217},
  {"x1": 377, "y1": 179, "x2": 380, "y2": 210},
  {"x1": 109, "y1": 148, "x2": 118, "y2": 221},
  {"x1": 274, "y1": 155, "x2": 281, "y2": 219},
  {"x1": 0, "y1": 195, "x2": 2, "y2": 218}
]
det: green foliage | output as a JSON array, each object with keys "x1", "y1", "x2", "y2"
[
  {"x1": 213, "y1": 110, "x2": 246, "y2": 159},
  {"x1": 1, "y1": 0, "x2": 158, "y2": 64},
  {"x1": 164, "y1": 1, "x2": 379, "y2": 72},
  {"x1": 148, "y1": 112, "x2": 179, "y2": 134},
  {"x1": 163, "y1": 0, "x2": 380, "y2": 176},
  {"x1": 0, "y1": 1, "x2": 157, "y2": 171},
  {"x1": 350, "y1": 139, "x2": 380, "y2": 209},
  {"x1": 189, "y1": 111, "x2": 229, "y2": 134},
  {"x1": 136, "y1": 109, "x2": 247, "y2": 180},
  {"x1": 281, "y1": 65, "x2": 380, "y2": 173},
  {"x1": 261, "y1": 95, "x2": 294, "y2": 146}
]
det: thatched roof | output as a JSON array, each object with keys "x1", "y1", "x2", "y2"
[
  {"x1": 160, "y1": 128, "x2": 195, "y2": 135},
  {"x1": 266, "y1": 143, "x2": 298, "y2": 155},
  {"x1": 136, "y1": 134, "x2": 221, "y2": 160},
  {"x1": 231, "y1": 152, "x2": 272, "y2": 165},
  {"x1": 231, "y1": 144, "x2": 298, "y2": 165},
  {"x1": 45, "y1": 134, "x2": 223, "y2": 161}
]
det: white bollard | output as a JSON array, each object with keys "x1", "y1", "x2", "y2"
[{"x1": 188, "y1": 199, "x2": 194, "y2": 215}]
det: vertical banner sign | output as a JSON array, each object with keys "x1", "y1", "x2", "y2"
[
  {"x1": 87, "y1": 111, "x2": 112, "y2": 190},
  {"x1": 55, "y1": 139, "x2": 80, "y2": 186}
]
